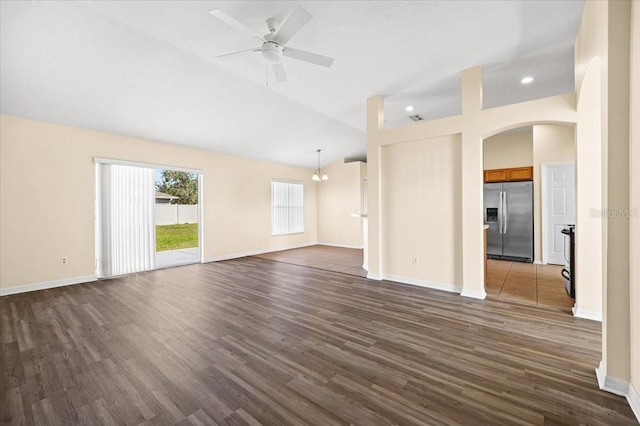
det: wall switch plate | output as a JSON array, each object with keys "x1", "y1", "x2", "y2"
[{"x1": 412, "y1": 256, "x2": 418, "y2": 264}]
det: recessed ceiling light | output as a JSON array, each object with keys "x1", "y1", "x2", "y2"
[
  {"x1": 405, "y1": 105, "x2": 415, "y2": 112},
  {"x1": 521, "y1": 76, "x2": 535, "y2": 84}
]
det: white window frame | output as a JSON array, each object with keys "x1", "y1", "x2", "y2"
[{"x1": 271, "y1": 180, "x2": 305, "y2": 236}]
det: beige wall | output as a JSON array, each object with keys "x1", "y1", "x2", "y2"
[
  {"x1": 604, "y1": 0, "x2": 632, "y2": 384},
  {"x1": 366, "y1": 78, "x2": 576, "y2": 299},
  {"x1": 574, "y1": 0, "x2": 636, "y2": 405},
  {"x1": 575, "y1": 58, "x2": 605, "y2": 318},
  {"x1": 0, "y1": 114, "x2": 317, "y2": 290},
  {"x1": 483, "y1": 130, "x2": 533, "y2": 170},
  {"x1": 382, "y1": 135, "x2": 462, "y2": 288},
  {"x1": 630, "y1": 0, "x2": 640, "y2": 397},
  {"x1": 532, "y1": 124, "x2": 576, "y2": 263},
  {"x1": 317, "y1": 160, "x2": 365, "y2": 247}
]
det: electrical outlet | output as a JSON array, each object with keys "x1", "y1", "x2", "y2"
[
  {"x1": 61, "y1": 257, "x2": 68, "y2": 265},
  {"x1": 412, "y1": 256, "x2": 418, "y2": 264}
]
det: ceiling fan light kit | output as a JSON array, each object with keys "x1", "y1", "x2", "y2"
[
  {"x1": 209, "y1": 5, "x2": 334, "y2": 83},
  {"x1": 261, "y1": 42, "x2": 281, "y2": 64}
]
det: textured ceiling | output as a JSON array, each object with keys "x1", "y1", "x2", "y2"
[{"x1": 0, "y1": 1, "x2": 584, "y2": 169}]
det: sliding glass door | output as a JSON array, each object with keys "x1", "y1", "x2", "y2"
[
  {"x1": 95, "y1": 159, "x2": 203, "y2": 278},
  {"x1": 154, "y1": 169, "x2": 201, "y2": 268}
]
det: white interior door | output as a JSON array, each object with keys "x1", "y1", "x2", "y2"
[{"x1": 543, "y1": 162, "x2": 575, "y2": 265}]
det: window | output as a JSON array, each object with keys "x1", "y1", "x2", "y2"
[{"x1": 272, "y1": 180, "x2": 304, "y2": 235}]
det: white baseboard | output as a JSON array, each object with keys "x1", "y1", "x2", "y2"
[
  {"x1": 381, "y1": 274, "x2": 462, "y2": 294},
  {"x1": 317, "y1": 242, "x2": 363, "y2": 250},
  {"x1": 367, "y1": 272, "x2": 382, "y2": 280},
  {"x1": 572, "y1": 305, "x2": 603, "y2": 322},
  {"x1": 628, "y1": 382, "x2": 640, "y2": 423},
  {"x1": 460, "y1": 288, "x2": 487, "y2": 299},
  {"x1": 534, "y1": 259, "x2": 544, "y2": 265},
  {"x1": 595, "y1": 361, "x2": 629, "y2": 397},
  {"x1": 204, "y1": 242, "x2": 317, "y2": 263},
  {"x1": 0, "y1": 275, "x2": 97, "y2": 297}
]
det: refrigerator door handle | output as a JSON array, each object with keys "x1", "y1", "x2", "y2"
[
  {"x1": 499, "y1": 191, "x2": 503, "y2": 234},
  {"x1": 503, "y1": 191, "x2": 508, "y2": 234}
]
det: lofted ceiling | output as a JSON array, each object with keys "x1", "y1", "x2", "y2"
[{"x1": 0, "y1": 1, "x2": 584, "y2": 169}]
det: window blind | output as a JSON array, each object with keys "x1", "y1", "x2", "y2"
[
  {"x1": 98, "y1": 163, "x2": 155, "y2": 277},
  {"x1": 272, "y1": 181, "x2": 304, "y2": 235}
]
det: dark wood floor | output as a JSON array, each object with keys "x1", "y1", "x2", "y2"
[
  {"x1": 1, "y1": 258, "x2": 636, "y2": 425},
  {"x1": 254, "y1": 245, "x2": 367, "y2": 277}
]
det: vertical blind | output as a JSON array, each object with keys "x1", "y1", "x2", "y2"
[
  {"x1": 272, "y1": 181, "x2": 304, "y2": 235},
  {"x1": 99, "y1": 163, "x2": 155, "y2": 277}
]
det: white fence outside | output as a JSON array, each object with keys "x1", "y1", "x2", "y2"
[{"x1": 156, "y1": 204, "x2": 198, "y2": 225}]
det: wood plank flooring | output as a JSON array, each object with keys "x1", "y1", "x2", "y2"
[
  {"x1": 254, "y1": 245, "x2": 367, "y2": 277},
  {"x1": 1, "y1": 257, "x2": 636, "y2": 425}
]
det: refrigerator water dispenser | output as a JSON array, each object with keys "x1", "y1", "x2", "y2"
[{"x1": 486, "y1": 208, "x2": 498, "y2": 222}]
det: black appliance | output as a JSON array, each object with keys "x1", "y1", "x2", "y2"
[{"x1": 561, "y1": 225, "x2": 575, "y2": 298}]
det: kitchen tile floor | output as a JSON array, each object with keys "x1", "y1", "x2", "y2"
[{"x1": 485, "y1": 259, "x2": 575, "y2": 311}]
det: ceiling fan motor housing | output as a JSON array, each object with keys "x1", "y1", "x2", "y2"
[{"x1": 261, "y1": 41, "x2": 281, "y2": 64}]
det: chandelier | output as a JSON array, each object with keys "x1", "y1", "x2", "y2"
[{"x1": 311, "y1": 149, "x2": 329, "y2": 181}]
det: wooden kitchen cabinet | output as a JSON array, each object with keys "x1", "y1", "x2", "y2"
[{"x1": 484, "y1": 166, "x2": 533, "y2": 183}]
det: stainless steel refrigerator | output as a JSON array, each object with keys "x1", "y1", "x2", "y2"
[{"x1": 483, "y1": 181, "x2": 534, "y2": 262}]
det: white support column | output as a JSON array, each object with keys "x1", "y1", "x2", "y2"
[
  {"x1": 460, "y1": 67, "x2": 487, "y2": 299},
  {"x1": 575, "y1": 57, "x2": 604, "y2": 321},
  {"x1": 366, "y1": 96, "x2": 384, "y2": 280}
]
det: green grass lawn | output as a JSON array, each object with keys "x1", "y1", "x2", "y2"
[{"x1": 156, "y1": 223, "x2": 198, "y2": 252}]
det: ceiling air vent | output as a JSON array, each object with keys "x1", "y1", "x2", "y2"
[{"x1": 408, "y1": 114, "x2": 424, "y2": 122}]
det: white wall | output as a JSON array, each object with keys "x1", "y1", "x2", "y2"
[
  {"x1": 0, "y1": 114, "x2": 317, "y2": 291},
  {"x1": 317, "y1": 160, "x2": 365, "y2": 248}
]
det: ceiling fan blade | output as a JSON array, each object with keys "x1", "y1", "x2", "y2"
[
  {"x1": 216, "y1": 47, "x2": 261, "y2": 59},
  {"x1": 271, "y1": 62, "x2": 287, "y2": 83},
  {"x1": 272, "y1": 6, "x2": 312, "y2": 46},
  {"x1": 209, "y1": 9, "x2": 265, "y2": 42},
  {"x1": 283, "y1": 47, "x2": 334, "y2": 68}
]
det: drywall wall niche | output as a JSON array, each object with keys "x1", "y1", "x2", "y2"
[{"x1": 483, "y1": 128, "x2": 533, "y2": 170}]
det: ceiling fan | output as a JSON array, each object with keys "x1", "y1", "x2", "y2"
[{"x1": 209, "y1": 5, "x2": 334, "y2": 83}]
